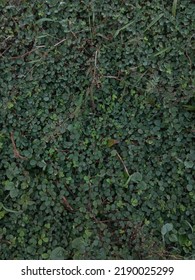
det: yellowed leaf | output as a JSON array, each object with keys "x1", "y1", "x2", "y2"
[{"x1": 107, "y1": 139, "x2": 120, "y2": 147}]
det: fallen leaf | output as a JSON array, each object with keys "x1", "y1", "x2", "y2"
[{"x1": 107, "y1": 139, "x2": 120, "y2": 147}]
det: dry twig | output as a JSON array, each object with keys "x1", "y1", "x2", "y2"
[
  {"x1": 62, "y1": 196, "x2": 74, "y2": 212},
  {"x1": 10, "y1": 45, "x2": 45, "y2": 60},
  {"x1": 115, "y1": 151, "x2": 130, "y2": 177},
  {"x1": 10, "y1": 132, "x2": 27, "y2": 160}
]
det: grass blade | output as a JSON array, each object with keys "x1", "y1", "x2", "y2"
[
  {"x1": 144, "y1": 13, "x2": 164, "y2": 32},
  {"x1": 124, "y1": 175, "x2": 131, "y2": 187},
  {"x1": 154, "y1": 47, "x2": 171, "y2": 57},
  {"x1": 114, "y1": 20, "x2": 135, "y2": 38},
  {"x1": 172, "y1": 0, "x2": 178, "y2": 17},
  {"x1": 183, "y1": 105, "x2": 195, "y2": 112}
]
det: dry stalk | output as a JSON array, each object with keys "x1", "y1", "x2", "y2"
[
  {"x1": 10, "y1": 132, "x2": 27, "y2": 160},
  {"x1": 115, "y1": 150, "x2": 130, "y2": 177},
  {"x1": 62, "y1": 196, "x2": 74, "y2": 212},
  {"x1": 10, "y1": 45, "x2": 45, "y2": 60}
]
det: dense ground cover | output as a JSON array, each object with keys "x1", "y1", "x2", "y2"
[{"x1": 0, "y1": 0, "x2": 195, "y2": 259}]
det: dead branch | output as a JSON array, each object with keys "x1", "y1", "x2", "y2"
[
  {"x1": 10, "y1": 45, "x2": 45, "y2": 60},
  {"x1": 115, "y1": 150, "x2": 130, "y2": 176},
  {"x1": 62, "y1": 196, "x2": 74, "y2": 212},
  {"x1": 10, "y1": 132, "x2": 27, "y2": 160}
]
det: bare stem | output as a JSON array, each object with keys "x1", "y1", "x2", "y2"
[{"x1": 116, "y1": 151, "x2": 130, "y2": 177}]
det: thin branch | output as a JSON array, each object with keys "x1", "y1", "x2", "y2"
[
  {"x1": 10, "y1": 132, "x2": 27, "y2": 160},
  {"x1": 62, "y1": 196, "x2": 74, "y2": 212},
  {"x1": 54, "y1": 38, "x2": 67, "y2": 47},
  {"x1": 115, "y1": 150, "x2": 130, "y2": 177},
  {"x1": 10, "y1": 45, "x2": 45, "y2": 60},
  {"x1": 0, "y1": 45, "x2": 12, "y2": 57},
  {"x1": 86, "y1": 50, "x2": 99, "y2": 112},
  {"x1": 94, "y1": 50, "x2": 98, "y2": 68},
  {"x1": 103, "y1": 75, "x2": 121, "y2": 81},
  {"x1": 185, "y1": 51, "x2": 192, "y2": 71}
]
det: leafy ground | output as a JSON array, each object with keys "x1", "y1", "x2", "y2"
[{"x1": 0, "y1": 0, "x2": 195, "y2": 259}]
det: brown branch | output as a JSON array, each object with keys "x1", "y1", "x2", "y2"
[
  {"x1": 115, "y1": 150, "x2": 130, "y2": 176},
  {"x1": 86, "y1": 49, "x2": 101, "y2": 112},
  {"x1": 185, "y1": 51, "x2": 192, "y2": 71},
  {"x1": 62, "y1": 196, "x2": 74, "y2": 212},
  {"x1": 10, "y1": 45, "x2": 45, "y2": 60},
  {"x1": 10, "y1": 132, "x2": 27, "y2": 160},
  {"x1": 54, "y1": 38, "x2": 67, "y2": 47}
]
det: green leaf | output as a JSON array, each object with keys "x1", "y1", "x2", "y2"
[
  {"x1": 161, "y1": 223, "x2": 174, "y2": 236},
  {"x1": 7, "y1": 102, "x2": 14, "y2": 109},
  {"x1": 186, "y1": 184, "x2": 193, "y2": 192},
  {"x1": 30, "y1": 160, "x2": 37, "y2": 166},
  {"x1": 72, "y1": 237, "x2": 86, "y2": 251},
  {"x1": 4, "y1": 181, "x2": 15, "y2": 190},
  {"x1": 111, "y1": 149, "x2": 117, "y2": 156},
  {"x1": 184, "y1": 161, "x2": 194, "y2": 169},
  {"x1": 50, "y1": 247, "x2": 66, "y2": 260},
  {"x1": 130, "y1": 172, "x2": 143, "y2": 183},
  {"x1": 178, "y1": 235, "x2": 192, "y2": 247},
  {"x1": 131, "y1": 198, "x2": 138, "y2": 207},
  {"x1": 169, "y1": 233, "x2": 178, "y2": 242},
  {"x1": 10, "y1": 188, "x2": 19, "y2": 198}
]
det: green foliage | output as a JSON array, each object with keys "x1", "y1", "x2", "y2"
[
  {"x1": 0, "y1": 0, "x2": 194, "y2": 260},
  {"x1": 50, "y1": 247, "x2": 67, "y2": 260}
]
